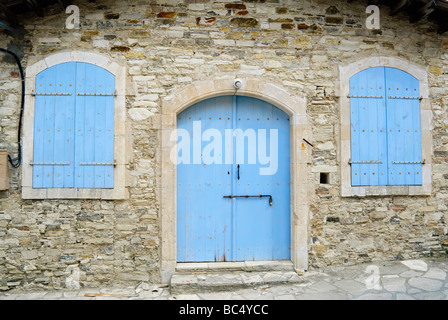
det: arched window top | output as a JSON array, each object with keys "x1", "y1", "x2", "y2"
[
  {"x1": 35, "y1": 62, "x2": 115, "y2": 96},
  {"x1": 37, "y1": 61, "x2": 114, "y2": 77},
  {"x1": 349, "y1": 67, "x2": 420, "y2": 99},
  {"x1": 351, "y1": 66, "x2": 418, "y2": 81}
]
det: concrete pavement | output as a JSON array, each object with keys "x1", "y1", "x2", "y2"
[{"x1": 1, "y1": 258, "x2": 448, "y2": 300}]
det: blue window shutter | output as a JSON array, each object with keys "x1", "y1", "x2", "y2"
[
  {"x1": 385, "y1": 67, "x2": 422, "y2": 186},
  {"x1": 33, "y1": 63, "x2": 76, "y2": 188},
  {"x1": 33, "y1": 62, "x2": 115, "y2": 189},
  {"x1": 350, "y1": 67, "x2": 388, "y2": 186},
  {"x1": 74, "y1": 62, "x2": 115, "y2": 189}
]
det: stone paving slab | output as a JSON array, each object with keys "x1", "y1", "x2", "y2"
[
  {"x1": 170, "y1": 270, "x2": 303, "y2": 295},
  {"x1": 2, "y1": 258, "x2": 448, "y2": 300}
]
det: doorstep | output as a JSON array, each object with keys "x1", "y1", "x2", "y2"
[{"x1": 170, "y1": 261, "x2": 304, "y2": 294}]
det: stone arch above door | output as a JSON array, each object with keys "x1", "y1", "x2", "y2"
[{"x1": 159, "y1": 77, "x2": 311, "y2": 283}]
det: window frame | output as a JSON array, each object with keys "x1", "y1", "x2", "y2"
[
  {"x1": 22, "y1": 51, "x2": 128, "y2": 199},
  {"x1": 339, "y1": 57, "x2": 432, "y2": 197}
]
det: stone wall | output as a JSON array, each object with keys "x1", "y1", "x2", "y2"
[{"x1": 0, "y1": 0, "x2": 447, "y2": 289}]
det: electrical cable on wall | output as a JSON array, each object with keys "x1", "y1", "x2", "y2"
[{"x1": 0, "y1": 48, "x2": 24, "y2": 168}]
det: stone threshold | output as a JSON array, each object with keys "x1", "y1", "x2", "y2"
[
  {"x1": 170, "y1": 261, "x2": 303, "y2": 294},
  {"x1": 175, "y1": 260, "x2": 295, "y2": 273}
]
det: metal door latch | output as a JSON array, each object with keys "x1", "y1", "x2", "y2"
[{"x1": 223, "y1": 194, "x2": 273, "y2": 206}]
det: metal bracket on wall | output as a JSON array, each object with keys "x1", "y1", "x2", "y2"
[{"x1": 303, "y1": 138, "x2": 314, "y2": 147}]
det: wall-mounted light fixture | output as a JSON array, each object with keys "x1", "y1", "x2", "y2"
[{"x1": 233, "y1": 78, "x2": 243, "y2": 89}]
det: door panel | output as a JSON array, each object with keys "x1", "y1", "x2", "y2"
[
  {"x1": 177, "y1": 97, "x2": 233, "y2": 262},
  {"x1": 233, "y1": 97, "x2": 290, "y2": 261}
]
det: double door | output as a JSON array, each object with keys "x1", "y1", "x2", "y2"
[{"x1": 176, "y1": 96, "x2": 290, "y2": 262}]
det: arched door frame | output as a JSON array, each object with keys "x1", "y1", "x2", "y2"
[{"x1": 160, "y1": 77, "x2": 311, "y2": 283}]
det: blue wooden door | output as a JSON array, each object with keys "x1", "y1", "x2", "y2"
[{"x1": 176, "y1": 96, "x2": 290, "y2": 262}]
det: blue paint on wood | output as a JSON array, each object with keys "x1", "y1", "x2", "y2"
[
  {"x1": 176, "y1": 96, "x2": 290, "y2": 262},
  {"x1": 234, "y1": 96, "x2": 290, "y2": 261},
  {"x1": 350, "y1": 67, "x2": 387, "y2": 186},
  {"x1": 63, "y1": 63, "x2": 76, "y2": 188},
  {"x1": 33, "y1": 63, "x2": 76, "y2": 188},
  {"x1": 33, "y1": 62, "x2": 115, "y2": 189},
  {"x1": 350, "y1": 67, "x2": 422, "y2": 186},
  {"x1": 177, "y1": 96, "x2": 233, "y2": 262},
  {"x1": 81, "y1": 63, "x2": 95, "y2": 188},
  {"x1": 385, "y1": 67, "x2": 422, "y2": 185},
  {"x1": 74, "y1": 62, "x2": 86, "y2": 188}
]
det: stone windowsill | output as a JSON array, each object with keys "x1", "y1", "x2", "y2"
[
  {"x1": 341, "y1": 185, "x2": 431, "y2": 197},
  {"x1": 22, "y1": 187, "x2": 129, "y2": 200}
]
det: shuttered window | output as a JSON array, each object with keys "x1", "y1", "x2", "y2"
[
  {"x1": 32, "y1": 62, "x2": 115, "y2": 189},
  {"x1": 350, "y1": 67, "x2": 422, "y2": 186}
]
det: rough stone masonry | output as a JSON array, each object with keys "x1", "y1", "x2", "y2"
[{"x1": 0, "y1": 0, "x2": 447, "y2": 290}]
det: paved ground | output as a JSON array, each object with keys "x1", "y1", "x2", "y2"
[{"x1": 1, "y1": 258, "x2": 448, "y2": 300}]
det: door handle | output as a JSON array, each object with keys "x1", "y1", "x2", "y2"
[
  {"x1": 237, "y1": 164, "x2": 240, "y2": 180},
  {"x1": 223, "y1": 194, "x2": 273, "y2": 206}
]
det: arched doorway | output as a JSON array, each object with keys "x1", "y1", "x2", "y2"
[
  {"x1": 160, "y1": 77, "x2": 310, "y2": 283},
  {"x1": 175, "y1": 96, "x2": 290, "y2": 262}
]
